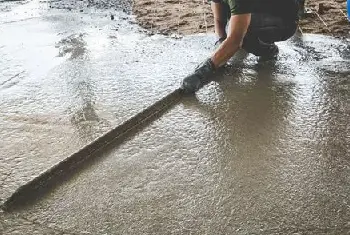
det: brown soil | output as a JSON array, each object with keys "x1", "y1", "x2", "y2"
[
  {"x1": 132, "y1": 0, "x2": 350, "y2": 37},
  {"x1": 299, "y1": 0, "x2": 350, "y2": 35}
]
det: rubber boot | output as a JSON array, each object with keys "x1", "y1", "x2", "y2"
[{"x1": 243, "y1": 37, "x2": 279, "y2": 61}]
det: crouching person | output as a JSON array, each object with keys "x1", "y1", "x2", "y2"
[{"x1": 182, "y1": 0, "x2": 299, "y2": 93}]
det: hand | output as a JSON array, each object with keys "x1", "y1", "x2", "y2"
[{"x1": 181, "y1": 58, "x2": 216, "y2": 93}]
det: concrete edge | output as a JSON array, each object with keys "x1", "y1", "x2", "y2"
[{"x1": 1, "y1": 88, "x2": 184, "y2": 211}]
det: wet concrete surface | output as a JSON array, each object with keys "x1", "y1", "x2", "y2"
[
  {"x1": 0, "y1": 0, "x2": 213, "y2": 203},
  {"x1": 0, "y1": 209, "x2": 72, "y2": 235},
  {"x1": 3, "y1": 32, "x2": 350, "y2": 235},
  {"x1": 1, "y1": 0, "x2": 350, "y2": 234}
]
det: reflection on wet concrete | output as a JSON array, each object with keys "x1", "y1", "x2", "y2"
[
  {"x1": 66, "y1": 58, "x2": 111, "y2": 143},
  {"x1": 1, "y1": 0, "x2": 349, "y2": 233},
  {"x1": 56, "y1": 33, "x2": 87, "y2": 59},
  {"x1": 4, "y1": 33, "x2": 349, "y2": 234},
  {"x1": 0, "y1": 0, "x2": 213, "y2": 202}
]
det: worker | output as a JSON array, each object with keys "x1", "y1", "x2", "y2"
[{"x1": 181, "y1": 0, "x2": 299, "y2": 93}]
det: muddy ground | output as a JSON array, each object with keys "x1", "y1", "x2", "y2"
[{"x1": 132, "y1": 0, "x2": 350, "y2": 37}]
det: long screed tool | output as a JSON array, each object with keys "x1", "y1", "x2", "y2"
[{"x1": 2, "y1": 88, "x2": 185, "y2": 211}]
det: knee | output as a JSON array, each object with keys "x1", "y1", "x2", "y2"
[{"x1": 282, "y1": 23, "x2": 298, "y2": 40}]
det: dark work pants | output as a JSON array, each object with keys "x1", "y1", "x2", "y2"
[{"x1": 242, "y1": 13, "x2": 298, "y2": 56}]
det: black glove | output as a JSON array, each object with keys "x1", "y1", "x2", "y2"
[
  {"x1": 215, "y1": 36, "x2": 226, "y2": 46},
  {"x1": 181, "y1": 58, "x2": 216, "y2": 93}
]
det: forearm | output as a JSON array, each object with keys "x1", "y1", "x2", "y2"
[
  {"x1": 181, "y1": 14, "x2": 250, "y2": 93},
  {"x1": 211, "y1": 38, "x2": 241, "y2": 68},
  {"x1": 211, "y1": 14, "x2": 251, "y2": 68}
]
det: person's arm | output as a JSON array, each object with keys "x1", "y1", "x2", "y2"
[
  {"x1": 181, "y1": 13, "x2": 251, "y2": 93},
  {"x1": 211, "y1": 1, "x2": 228, "y2": 40},
  {"x1": 211, "y1": 13, "x2": 251, "y2": 68}
]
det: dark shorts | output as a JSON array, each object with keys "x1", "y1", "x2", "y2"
[
  {"x1": 242, "y1": 13, "x2": 297, "y2": 55},
  {"x1": 220, "y1": 2, "x2": 298, "y2": 55},
  {"x1": 246, "y1": 13, "x2": 297, "y2": 43}
]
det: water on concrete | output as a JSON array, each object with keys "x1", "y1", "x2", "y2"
[
  {"x1": 1, "y1": 0, "x2": 349, "y2": 233},
  {"x1": 4, "y1": 33, "x2": 349, "y2": 234},
  {"x1": 0, "y1": 0, "x2": 215, "y2": 202}
]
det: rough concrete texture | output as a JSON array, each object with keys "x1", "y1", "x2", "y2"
[
  {"x1": 0, "y1": 0, "x2": 214, "y2": 203},
  {"x1": 6, "y1": 36, "x2": 350, "y2": 234},
  {"x1": 1, "y1": 0, "x2": 350, "y2": 234},
  {"x1": 46, "y1": 0, "x2": 131, "y2": 13},
  {"x1": 1, "y1": 209, "x2": 73, "y2": 235}
]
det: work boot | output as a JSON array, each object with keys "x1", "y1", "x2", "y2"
[
  {"x1": 258, "y1": 42, "x2": 279, "y2": 61},
  {"x1": 243, "y1": 37, "x2": 279, "y2": 60}
]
